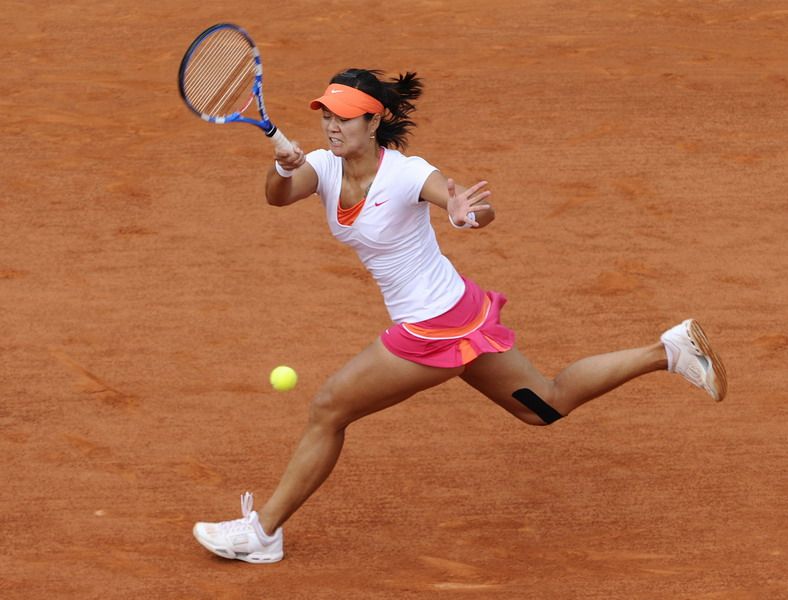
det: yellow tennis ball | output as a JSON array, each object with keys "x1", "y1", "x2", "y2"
[{"x1": 270, "y1": 365, "x2": 297, "y2": 391}]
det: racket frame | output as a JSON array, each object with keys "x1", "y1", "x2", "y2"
[{"x1": 178, "y1": 23, "x2": 292, "y2": 152}]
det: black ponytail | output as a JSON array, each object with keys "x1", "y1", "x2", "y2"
[{"x1": 329, "y1": 68, "x2": 423, "y2": 149}]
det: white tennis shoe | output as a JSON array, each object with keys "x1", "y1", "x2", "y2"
[
  {"x1": 660, "y1": 319, "x2": 728, "y2": 402},
  {"x1": 193, "y1": 492, "x2": 284, "y2": 563}
]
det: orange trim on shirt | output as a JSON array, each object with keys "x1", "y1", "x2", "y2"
[
  {"x1": 403, "y1": 295, "x2": 492, "y2": 340},
  {"x1": 337, "y1": 198, "x2": 366, "y2": 226},
  {"x1": 337, "y1": 148, "x2": 385, "y2": 227}
]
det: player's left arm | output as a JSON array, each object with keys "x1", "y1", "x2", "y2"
[{"x1": 419, "y1": 170, "x2": 495, "y2": 229}]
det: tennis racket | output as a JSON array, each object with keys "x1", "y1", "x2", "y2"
[{"x1": 178, "y1": 23, "x2": 293, "y2": 154}]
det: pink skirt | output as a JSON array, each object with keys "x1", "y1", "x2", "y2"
[{"x1": 380, "y1": 277, "x2": 515, "y2": 368}]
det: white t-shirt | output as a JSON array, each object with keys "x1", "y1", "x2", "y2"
[{"x1": 306, "y1": 148, "x2": 465, "y2": 324}]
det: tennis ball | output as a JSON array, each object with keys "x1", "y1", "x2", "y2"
[{"x1": 270, "y1": 365, "x2": 297, "y2": 392}]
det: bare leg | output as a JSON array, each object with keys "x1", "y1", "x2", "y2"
[
  {"x1": 461, "y1": 342, "x2": 667, "y2": 425},
  {"x1": 552, "y1": 342, "x2": 667, "y2": 410},
  {"x1": 258, "y1": 339, "x2": 464, "y2": 534}
]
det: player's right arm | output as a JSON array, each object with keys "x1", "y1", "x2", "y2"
[{"x1": 266, "y1": 142, "x2": 318, "y2": 206}]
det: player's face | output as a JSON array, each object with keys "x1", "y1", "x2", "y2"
[{"x1": 321, "y1": 110, "x2": 376, "y2": 157}]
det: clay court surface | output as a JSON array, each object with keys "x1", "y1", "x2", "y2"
[{"x1": 2, "y1": 1, "x2": 787, "y2": 598}]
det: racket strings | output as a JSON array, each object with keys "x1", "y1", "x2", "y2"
[
  {"x1": 183, "y1": 29, "x2": 255, "y2": 116},
  {"x1": 187, "y1": 32, "x2": 251, "y2": 112}
]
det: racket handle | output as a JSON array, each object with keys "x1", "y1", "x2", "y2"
[{"x1": 268, "y1": 127, "x2": 295, "y2": 156}]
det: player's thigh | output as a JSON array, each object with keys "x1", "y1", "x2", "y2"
[
  {"x1": 460, "y1": 348, "x2": 553, "y2": 418},
  {"x1": 314, "y1": 338, "x2": 464, "y2": 427}
]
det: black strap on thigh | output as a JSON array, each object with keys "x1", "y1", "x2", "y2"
[{"x1": 512, "y1": 388, "x2": 563, "y2": 425}]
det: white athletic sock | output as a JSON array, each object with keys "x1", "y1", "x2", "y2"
[{"x1": 250, "y1": 512, "x2": 277, "y2": 543}]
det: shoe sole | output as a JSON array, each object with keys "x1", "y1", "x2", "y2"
[{"x1": 687, "y1": 320, "x2": 728, "y2": 402}]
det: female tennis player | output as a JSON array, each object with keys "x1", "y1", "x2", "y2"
[{"x1": 192, "y1": 68, "x2": 727, "y2": 564}]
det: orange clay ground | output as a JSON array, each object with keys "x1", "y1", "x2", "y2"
[{"x1": 2, "y1": 2, "x2": 787, "y2": 598}]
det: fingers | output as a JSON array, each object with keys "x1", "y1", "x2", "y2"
[
  {"x1": 464, "y1": 180, "x2": 491, "y2": 207},
  {"x1": 445, "y1": 177, "x2": 492, "y2": 228},
  {"x1": 465, "y1": 180, "x2": 489, "y2": 196},
  {"x1": 446, "y1": 177, "x2": 457, "y2": 198},
  {"x1": 448, "y1": 179, "x2": 490, "y2": 204},
  {"x1": 275, "y1": 141, "x2": 305, "y2": 170},
  {"x1": 470, "y1": 192, "x2": 491, "y2": 207}
]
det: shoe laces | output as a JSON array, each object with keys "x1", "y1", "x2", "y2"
[{"x1": 217, "y1": 492, "x2": 257, "y2": 534}]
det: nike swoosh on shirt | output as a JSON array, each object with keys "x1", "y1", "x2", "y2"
[{"x1": 374, "y1": 200, "x2": 389, "y2": 207}]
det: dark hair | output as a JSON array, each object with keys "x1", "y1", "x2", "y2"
[{"x1": 329, "y1": 68, "x2": 423, "y2": 149}]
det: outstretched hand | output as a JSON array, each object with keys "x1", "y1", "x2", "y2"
[{"x1": 446, "y1": 178, "x2": 492, "y2": 228}]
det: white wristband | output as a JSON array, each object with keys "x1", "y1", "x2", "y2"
[
  {"x1": 449, "y1": 211, "x2": 476, "y2": 229},
  {"x1": 274, "y1": 161, "x2": 294, "y2": 178}
]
